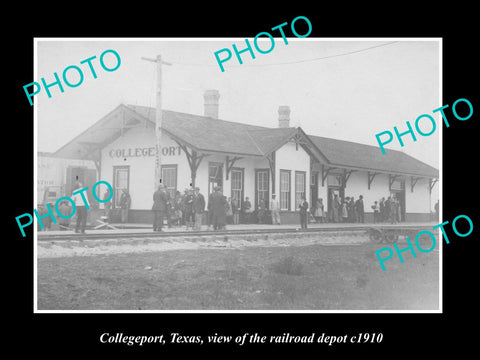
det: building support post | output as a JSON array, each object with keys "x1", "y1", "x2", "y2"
[
  {"x1": 175, "y1": 141, "x2": 208, "y2": 188},
  {"x1": 266, "y1": 151, "x2": 276, "y2": 195},
  {"x1": 225, "y1": 156, "x2": 242, "y2": 180},
  {"x1": 429, "y1": 178, "x2": 438, "y2": 194},
  {"x1": 367, "y1": 171, "x2": 378, "y2": 190}
]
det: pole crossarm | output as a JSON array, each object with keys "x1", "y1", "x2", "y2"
[{"x1": 141, "y1": 57, "x2": 172, "y2": 66}]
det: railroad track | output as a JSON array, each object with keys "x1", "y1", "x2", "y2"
[
  {"x1": 36, "y1": 224, "x2": 439, "y2": 258},
  {"x1": 37, "y1": 227, "x2": 374, "y2": 258},
  {"x1": 38, "y1": 226, "x2": 369, "y2": 241},
  {"x1": 37, "y1": 224, "x2": 436, "y2": 242}
]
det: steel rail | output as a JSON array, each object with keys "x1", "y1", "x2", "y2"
[{"x1": 37, "y1": 224, "x2": 435, "y2": 242}]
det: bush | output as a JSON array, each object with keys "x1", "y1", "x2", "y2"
[{"x1": 271, "y1": 256, "x2": 304, "y2": 276}]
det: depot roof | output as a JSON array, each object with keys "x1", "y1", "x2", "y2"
[
  {"x1": 308, "y1": 135, "x2": 439, "y2": 178},
  {"x1": 129, "y1": 105, "x2": 299, "y2": 157},
  {"x1": 53, "y1": 104, "x2": 439, "y2": 179}
]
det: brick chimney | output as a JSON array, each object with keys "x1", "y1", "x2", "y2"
[
  {"x1": 278, "y1": 105, "x2": 290, "y2": 128},
  {"x1": 203, "y1": 89, "x2": 220, "y2": 119}
]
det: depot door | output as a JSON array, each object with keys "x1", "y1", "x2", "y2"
[
  {"x1": 65, "y1": 166, "x2": 96, "y2": 203},
  {"x1": 391, "y1": 189, "x2": 406, "y2": 222},
  {"x1": 390, "y1": 178, "x2": 406, "y2": 222},
  {"x1": 327, "y1": 186, "x2": 344, "y2": 221}
]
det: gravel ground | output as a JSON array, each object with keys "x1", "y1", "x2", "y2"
[{"x1": 37, "y1": 240, "x2": 440, "y2": 310}]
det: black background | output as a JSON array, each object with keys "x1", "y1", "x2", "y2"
[{"x1": 7, "y1": 4, "x2": 478, "y2": 356}]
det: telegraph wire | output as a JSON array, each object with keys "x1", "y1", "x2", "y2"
[{"x1": 168, "y1": 41, "x2": 399, "y2": 68}]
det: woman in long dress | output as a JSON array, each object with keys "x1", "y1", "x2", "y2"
[{"x1": 314, "y1": 198, "x2": 324, "y2": 223}]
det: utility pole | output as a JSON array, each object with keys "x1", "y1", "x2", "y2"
[{"x1": 141, "y1": 55, "x2": 172, "y2": 188}]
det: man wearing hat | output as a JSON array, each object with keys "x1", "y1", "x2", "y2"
[
  {"x1": 152, "y1": 183, "x2": 169, "y2": 231},
  {"x1": 119, "y1": 188, "x2": 131, "y2": 223},
  {"x1": 270, "y1": 194, "x2": 281, "y2": 225},
  {"x1": 184, "y1": 188, "x2": 195, "y2": 230},
  {"x1": 242, "y1": 196, "x2": 252, "y2": 224},
  {"x1": 193, "y1": 187, "x2": 205, "y2": 231},
  {"x1": 211, "y1": 186, "x2": 227, "y2": 230},
  {"x1": 72, "y1": 182, "x2": 89, "y2": 233}
]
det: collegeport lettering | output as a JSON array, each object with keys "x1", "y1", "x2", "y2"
[
  {"x1": 100, "y1": 333, "x2": 166, "y2": 346},
  {"x1": 108, "y1": 146, "x2": 182, "y2": 158}
]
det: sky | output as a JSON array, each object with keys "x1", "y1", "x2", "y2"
[{"x1": 35, "y1": 38, "x2": 440, "y2": 169}]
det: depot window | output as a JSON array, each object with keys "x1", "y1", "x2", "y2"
[
  {"x1": 295, "y1": 171, "x2": 306, "y2": 210},
  {"x1": 231, "y1": 168, "x2": 244, "y2": 207},
  {"x1": 280, "y1": 170, "x2": 291, "y2": 211},
  {"x1": 161, "y1": 164, "x2": 178, "y2": 198},
  {"x1": 255, "y1": 169, "x2": 269, "y2": 209},
  {"x1": 208, "y1": 162, "x2": 223, "y2": 194}
]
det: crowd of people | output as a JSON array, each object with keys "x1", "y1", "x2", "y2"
[
  {"x1": 37, "y1": 182, "x2": 406, "y2": 233},
  {"x1": 117, "y1": 188, "x2": 405, "y2": 231},
  {"x1": 150, "y1": 185, "x2": 287, "y2": 231},
  {"x1": 372, "y1": 196, "x2": 403, "y2": 224},
  {"x1": 151, "y1": 184, "x2": 245, "y2": 231},
  {"x1": 309, "y1": 194, "x2": 403, "y2": 224}
]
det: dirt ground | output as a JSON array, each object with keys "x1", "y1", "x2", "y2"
[{"x1": 37, "y1": 242, "x2": 439, "y2": 311}]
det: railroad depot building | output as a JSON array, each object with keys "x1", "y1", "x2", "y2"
[{"x1": 52, "y1": 90, "x2": 439, "y2": 224}]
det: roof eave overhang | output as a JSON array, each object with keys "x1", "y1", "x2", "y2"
[
  {"x1": 53, "y1": 104, "x2": 152, "y2": 159},
  {"x1": 323, "y1": 162, "x2": 439, "y2": 179}
]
